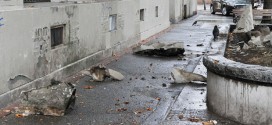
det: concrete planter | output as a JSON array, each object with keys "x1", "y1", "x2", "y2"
[{"x1": 203, "y1": 55, "x2": 272, "y2": 125}]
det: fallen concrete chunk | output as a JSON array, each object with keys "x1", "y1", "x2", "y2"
[
  {"x1": 83, "y1": 65, "x2": 124, "y2": 82},
  {"x1": 133, "y1": 42, "x2": 185, "y2": 56},
  {"x1": 17, "y1": 81, "x2": 76, "y2": 116},
  {"x1": 171, "y1": 68, "x2": 206, "y2": 84}
]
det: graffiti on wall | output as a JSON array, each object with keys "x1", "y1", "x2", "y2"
[
  {"x1": 33, "y1": 27, "x2": 50, "y2": 57},
  {"x1": 0, "y1": 17, "x2": 4, "y2": 27}
]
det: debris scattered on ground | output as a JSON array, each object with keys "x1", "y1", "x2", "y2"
[
  {"x1": 188, "y1": 116, "x2": 201, "y2": 122},
  {"x1": 202, "y1": 120, "x2": 218, "y2": 125},
  {"x1": 178, "y1": 114, "x2": 184, "y2": 119},
  {"x1": 16, "y1": 80, "x2": 76, "y2": 116},
  {"x1": 83, "y1": 85, "x2": 95, "y2": 89},
  {"x1": 171, "y1": 68, "x2": 207, "y2": 84},
  {"x1": 15, "y1": 114, "x2": 25, "y2": 118},
  {"x1": 146, "y1": 108, "x2": 153, "y2": 111},
  {"x1": 197, "y1": 43, "x2": 204, "y2": 47},
  {"x1": 117, "y1": 108, "x2": 127, "y2": 112},
  {"x1": 155, "y1": 97, "x2": 161, "y2": 101},
  {"x1": 133, "y1": 42, "x2": 185, "y2": 57},
  {"x1": 82, "y1": 65, "x2": 124, "y2": 82}
]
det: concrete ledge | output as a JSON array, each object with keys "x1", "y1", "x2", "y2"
[
  {"x1": 204, "y1": 55, "x2": 272, "y2": 124},
  {"x1": 203, "y1": 55, "x2": 272, "y2": 84},
  {"x1": 207, "y1": 71, "x2": 272, "y2": 125}
]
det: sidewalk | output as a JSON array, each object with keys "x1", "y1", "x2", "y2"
[{"x1": 0, "y1": 9, "x2": 240, "y2": 125}]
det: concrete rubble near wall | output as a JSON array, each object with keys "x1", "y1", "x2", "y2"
[{"x1": 16, "y1": 80, "x2": 76, "y2": 117}]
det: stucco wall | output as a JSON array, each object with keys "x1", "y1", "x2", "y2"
[
  {"x1": 0, "y1": 0, "x2": 169, "y2": 107},
  {"x1": 139, "y1": 0, "x2": 170, "y2": 40}
]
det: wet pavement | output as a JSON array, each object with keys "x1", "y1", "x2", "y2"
[{"x1": 0, "y1": 7, "x2": 241, "y2": 125}]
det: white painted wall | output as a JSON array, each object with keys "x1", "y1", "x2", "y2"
[
  {"x1": 0, "y1": 0, "x2": 170, "y2": 106},
  {"x1": 169, "y1": 0, "x2": 197, "y2": 23},
  {"x1": 139, "y1": 0, "x2": 170, "y2": 40}
]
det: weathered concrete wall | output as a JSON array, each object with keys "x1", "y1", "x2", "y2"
[
  {"x1": 207, "y1": 71, "x2": 272, "y2": 125},
  {"x1": 0, "y1": 0, "x2": 22, "y2": 7},
  {"x1": 169, "y1": 0, "x2": 197, "y2": 23},
  {"x1": 0, "y1": 0, "x2": 169, "y2": 108}
]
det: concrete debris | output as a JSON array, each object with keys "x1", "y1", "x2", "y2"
[
  {"x1": 248, "y1": 36, "x2": 263, "y2": 47},
  {"x1": 202, "y1": 120, "x2": 217, "y2": 125},
  {"x1": 188, "y1": 116, "x2": 201, "y2": 122},
  {"x1": 243, "y1": 43, "x2": 250, "y2": 50},
  {"x1": 17, "y1": 81, "x2": 76, "y2": 116},
  {"x1": 234, "y1": 5, "x2": 254, "y2": 33},
  {"x1": 133, "y1": 42, "x2": 185, "y2": 56},
  {"x1": 83, "y1": 65, "x2": 124, "y2": 82},
  {"x1": 171, "y1": 68, "x2": 206, "y2": 84},
  {"x1": 108, "y1": 69, "x2": 125, "y2": 81}
]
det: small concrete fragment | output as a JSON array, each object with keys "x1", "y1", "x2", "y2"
[
  {"x1": 133, "y1": 42, "x2": 185, "y2": 56},
  {"x1": 171, "y1": 68, "x2": 206, "y2": 84},
  {"x1": 17, "y1": 81, "x2": 76, "y2": 116},
  {"x1": 108, "y1": 69, "x2": 124, "y2": 81},
  {"x1": 90, "y1": 65, "x2": 109, "y2": 82}
]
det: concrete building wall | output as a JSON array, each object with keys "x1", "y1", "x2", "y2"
[
  {"x1": 169, "y1": 0, "x2": 197, "y2": 23},
  {"x1": 139, "y1": 0, "x2": 170, "y2": 40},
  {"x1": 0, "y1": 0, "x2": 170, "y2": 107},
  {"x1": 0, "y1": 0, "x2": 22, "y2": 7}
]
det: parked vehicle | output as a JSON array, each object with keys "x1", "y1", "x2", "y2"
[{"x1": 210, "y1": 0, "x2": 259, "y2": 16}]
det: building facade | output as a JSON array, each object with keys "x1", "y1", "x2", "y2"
[{"x1": 0, "y1": 0, "x2": 196, "y2": 107}]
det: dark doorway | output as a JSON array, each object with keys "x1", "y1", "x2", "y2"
[{"x1": 183, "y1": 5, "x2": 187, "y2": 19}]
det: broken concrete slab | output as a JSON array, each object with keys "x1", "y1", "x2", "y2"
[
  {"x1": 17, "y1": 81, "x2": 76, "y2": 116},
  {"x1": 171, "y1": 68, "x2": 206, "y2": 84},
  {"x1": 133, "y1": 42, "x2": 185, "y2": 57}
]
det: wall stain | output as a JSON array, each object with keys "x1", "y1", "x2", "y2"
[
  {"x1": 65, "y1": 5, "x2": 77, "y2": 18},
  {"x1": 8, "y1": 75, "x2": 32, "y2": 90},
  {"x1": 34, "y1": 54, "x2": 49, "y2": 78},
  {"x1": 0, "y1": 17, "x2": 4, "y2": 27}
]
